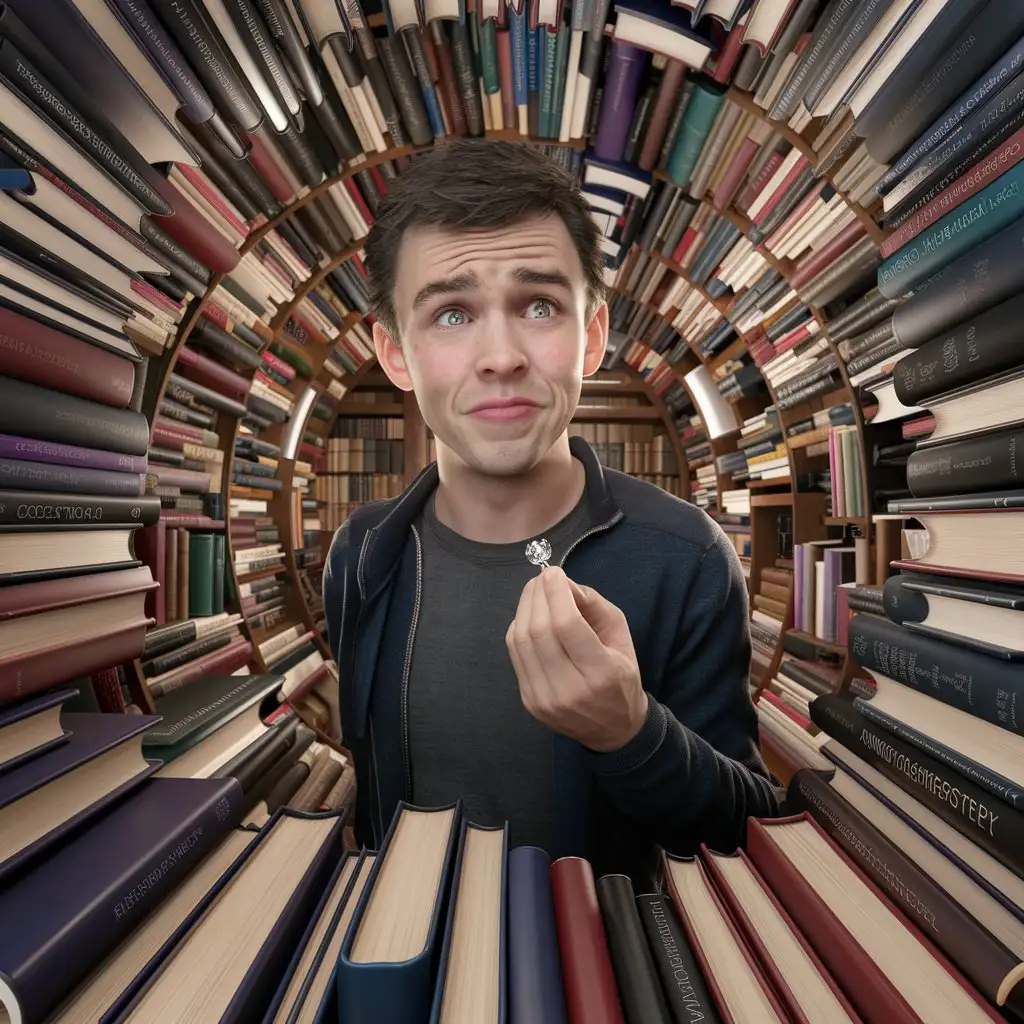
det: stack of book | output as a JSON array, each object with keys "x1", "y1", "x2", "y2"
[
  {"x1": 0, "y1": 309, "x2": 158, "y2": 701},
  {"x1": 57, "y1": 792, "x2": 1012, "y2": 1024},
  {"x1": 0, "y1": 663, "x2": 359, "y2": 1024}
]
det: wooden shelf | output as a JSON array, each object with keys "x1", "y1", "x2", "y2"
[
  {"x1": 750, "y1": 492, "x2": 794, "y2": 507},
  {"x1": 336, "y1": 402, "x2": 405, "y2": 416},
  {"x1": 135, "y1": 94, "x2": 885, "y2": 697}
]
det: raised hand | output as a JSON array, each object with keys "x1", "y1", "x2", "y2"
[{"x1": 505, "y1": 566, "x2": 648, "y2": 752}]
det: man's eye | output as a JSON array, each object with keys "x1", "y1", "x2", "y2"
[
  {"x1": 436, "y1": 309, "x2": 467, "y2": 327},
  {"x1": 525, "y1": 299, "x2": 554, "y2": 319}
]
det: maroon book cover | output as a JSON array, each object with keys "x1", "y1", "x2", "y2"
[
  {"x1": 550, "y1": 856, "x2": 625, "y2": 1024},
  {"x1": 0, "y1": 305, "x2": 134, "y2": 408}
]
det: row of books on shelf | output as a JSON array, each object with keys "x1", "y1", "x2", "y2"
[
  {"x1": 754, "y1": 569, "x2": 1024, "y2": 1020},
  {"x1": 0, "y1": 662, "x2": 354, "y2": 1024},
  {"x1": 6, "y1": 705, "x2": 1019, "y2": 1024}
]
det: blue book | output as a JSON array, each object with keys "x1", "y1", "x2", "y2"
[
  {"x1": 336, "y1": 801, "x2": 462, "y2": 1024},
  {"x1": 0, "y1": 151, "x2": 30, "y2": 191}
]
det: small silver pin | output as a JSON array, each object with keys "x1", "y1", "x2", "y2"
[{"x1": 525, "y1": 538, "x2": 552, "y2": 571}]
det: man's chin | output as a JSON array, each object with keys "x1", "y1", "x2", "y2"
[{"x1": 461, "y1": 441, "x2": 546, "y2": 478}]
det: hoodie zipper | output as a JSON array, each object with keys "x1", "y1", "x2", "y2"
[
  {"x1": 557, "y1": 510, "x2": 624, "y2": 568},
  {"x1": 391, "y1": 510, "x2": 622, "y2": 808},
  {"x1": 399, "y1": 524, "x2": 424, "y2": 800}
]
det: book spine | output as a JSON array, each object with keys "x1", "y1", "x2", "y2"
[
  {"x1": 0, "y1": 308, "x2": 135, "y2": 408},
  {"x1": 892, "y1": 290, "x2": 1024, "y2": 405},
  {"x1": 108, "y1": 0, "x2": 215, "y2": 123},
  {"x1": 865, "y1": 610, "x2": 1016, "y2": 748},
  {"x1": 0, "y1": 376, "x2": 150, "y2": 456},
  {"x1": 906, "y1": 427, "x2": 1024, "y2": 498},
  {"x1": 878, "y1": 28, "x2": 1024, "y2": 193},
  {"x1": 850, "y1": 614, "x2": 1024, "y2": 736},
  {"x1": 635, "y1": 894, "x2": 721, "y2": 1024},
  {"x1": 0, "y1": 488, "x2": 161, "y2": 527},
  {"x1": 881, "y1": 126, "x2": 1024, "y2": 257},
  {"x1": 877, "y1": 160, "x2": 1024, "y2": 298},
  {"x1": 591, "y1": 40, "x2": 647, "y2": 162},
  {"x1": 788, "y1": 770, "x2": 1023, "y2": 1014},
  {"x1": 891, "y1": 215, "x2": 1024, "y2": 348},
  {"x1": 666, "y1": 79, "x2": 725, "y2": 190},
  {"x1": 18, "y1": 778, "x2": 245, "y2": 1024},
  {"x1": 811, "y1": 695, "x2": 1024, "y2": 873},
  {"x1": 0, "y1": 456, "x2": 144, "y2": 497},
  {"x1": 0, "y1": 433, "x2": 146, "y2": 474},
  {"x1": 0, "y1": 41, "x2": 169, "y2": 215}
]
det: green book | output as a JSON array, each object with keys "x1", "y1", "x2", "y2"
[
  {"x1": 188, "y1": 532, "x2": 215, "y2": 619},
  {"x1": 212, "y1": 532, "x2": 226, "y2": 615}
]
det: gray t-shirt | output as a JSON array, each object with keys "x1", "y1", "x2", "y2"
[{"x1": 407, "y1": 489, "x2": 590, "y2": 851}]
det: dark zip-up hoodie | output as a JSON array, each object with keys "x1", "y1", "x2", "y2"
[{"x1": 323, "y1": 436, "x2": 779, "y2": 884}]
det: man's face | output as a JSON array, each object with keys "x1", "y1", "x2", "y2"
[{"x1": 374, "y1": 214, "x2": 608, "y2": 477}]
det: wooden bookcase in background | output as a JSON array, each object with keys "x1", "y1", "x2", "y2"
[{"x1": 124, "y1": 73, "x2": 894, "y2": 709}]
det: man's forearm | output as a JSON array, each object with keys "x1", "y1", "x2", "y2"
[{"x1": 587, "y1": 697, "x2": 780, "y2": 854}]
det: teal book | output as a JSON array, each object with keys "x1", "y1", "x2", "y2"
[
  {"x1": 665, "y1": 78, "x2": 725, "y2": 189},
  {"x1": 877, "y1": 159, "x2": 1024, "y2": 298}
]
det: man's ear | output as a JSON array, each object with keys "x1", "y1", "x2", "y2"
[
  {"x1": 582, "y1": 301, "x2": 609, "y2": 377},
  {"x1": 373, "y1": 321, "x2": 414, "y2": 392}
]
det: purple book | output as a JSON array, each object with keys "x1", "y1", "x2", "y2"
[
  {"x1": 592, "y1": 41, "x2": 649, "y2": 163},
  {"x1": 0, "y1": 775, "x2": 246, "y2": 1024},
  {"x1": 0, "y1": 456, "x2": 146, "y2": 497},
  {"x1": 0, "y1": 712, "x2": 160, "y2": 882},
  {"x1": 0, "y1": 433, "x2": 148, "y2": 474},
  {"x1": 0, "y1": 687, "x2": 77, "y2": 775}
]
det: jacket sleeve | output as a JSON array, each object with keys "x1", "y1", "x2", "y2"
[{"x1": 586, "y1": 529, "x2": 780, "y2": 854}]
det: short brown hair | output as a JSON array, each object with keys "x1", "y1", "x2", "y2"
[{"x1": 363, "y1": 139, "x2": 607, "y2": 336}]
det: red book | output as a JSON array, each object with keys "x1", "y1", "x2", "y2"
[
  {"x1": 881, "y1": 123, "x2": 1024, "y2": 258},
  {"x1": 550, "y1": 857, "x2": 625, "y2": 1024},
  {"x1": 150, "y1": 178, "x2": 240, "y2": 276},
  {"x1": 745, "y1": 813, "x2": 1005, "y2": 1024},
  {"x1": 702, "y1": 844, "x2": 864, "y2": 1023},
  {"x1": 662, "y1": 851, "x2": 791, "y2": 1024},
  {"x1": 0, "y1": 305, "x2": 134, "y2": 408}
]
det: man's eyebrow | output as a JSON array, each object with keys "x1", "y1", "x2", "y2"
[
  {"x1": 412, "y1": 272, "x2": 480, "y2": 309},
  {"x1": 511, "y1": 267, "x2": 573, "y2": 290}
]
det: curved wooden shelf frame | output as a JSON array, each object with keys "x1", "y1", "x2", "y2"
[{"x1": 133, "y1": 87, "x2": 890, "y2": 701}]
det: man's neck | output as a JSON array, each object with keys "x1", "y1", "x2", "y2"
[{"x1": 433, "y1": 436, "x2": 585, "y2": 544}]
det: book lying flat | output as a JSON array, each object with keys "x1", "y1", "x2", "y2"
[
  {"x1": 0, "y1": 775, "x2": 245, "y2": 1024},
  {"x1": 0, "y1": 711, "x2": 159, "y2": 881}
]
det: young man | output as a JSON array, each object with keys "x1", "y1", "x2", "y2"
[{"x1": 324, "y1": 139, "x2": 778, "y2": 883}]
